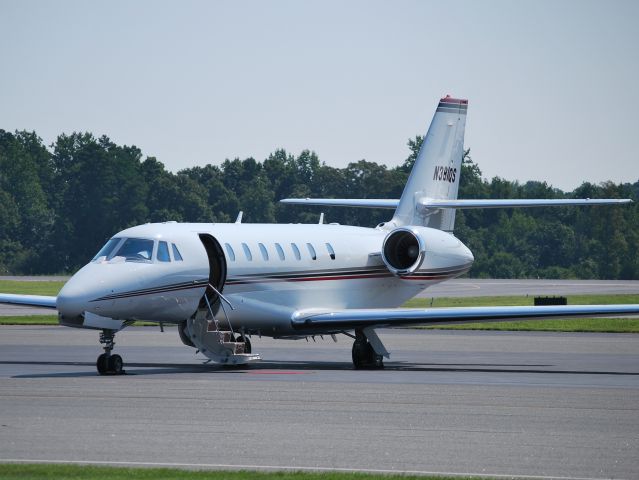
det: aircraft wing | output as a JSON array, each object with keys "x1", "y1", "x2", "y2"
[
  {"x1": 0, "y1": 293, "x2": 57, "y2": 309},
  {"x1": 292, "y1": 304, "x2": 639, "y2": 331}
]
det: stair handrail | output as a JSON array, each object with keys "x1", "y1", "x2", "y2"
[
  {"x1": 202, "y1": 293, "x2": 221, "y2": 332},
  {"x1": 208, "y1": 283, "x2": 235, "y2": 338}
]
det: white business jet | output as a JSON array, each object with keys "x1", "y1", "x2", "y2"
[{"x1": 2, "y1": 96, "x2": 638, "y2": 375}]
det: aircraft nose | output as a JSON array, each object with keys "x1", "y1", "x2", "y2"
[
  {"x1": 463, "y1": 243, "x2": 475, "y2": 264},
  {"x1": 56, "y1": 276, "x2": 89, "y2": 319},
  {"x1": 56, "y1": 264, "x2": 107, "y2": 320}
]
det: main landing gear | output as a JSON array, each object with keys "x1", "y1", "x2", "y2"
[
  {"x1": 352, "y1": 329, "x2": 384, "y2": 369},
  {"x1": 96, "y1": 329, "x2": 124, "y2": 375}
]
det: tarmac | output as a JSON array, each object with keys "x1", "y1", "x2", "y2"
[
  {"x1": 1, "y1": 278, "x2": 638, "y2": 478},
  {"x1": 1, "y1": 325, "x2": 638, "y2": 479}
]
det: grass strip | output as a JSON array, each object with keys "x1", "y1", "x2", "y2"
[
  {"x1": 0, "y1": 279, "x2": 64, "y2": 296},
  {"x1": 403, "y1": 293, "x2": 639, "y2": 308},
  {"x1": 0, "y1": 316, "x2": 162, "y2": 327},
  {"x1": 405, "y1": 294, "x2": 639, "y2": 332},
  {"x1": 0, "y1": 464, "x2": 482, "y2": 480},
  {"x1": 0, "y1": 315, "x2": 59, "y2": 325}
]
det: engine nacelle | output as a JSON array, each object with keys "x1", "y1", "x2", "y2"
[{"x1": 381, "y1": 227, "x2": 426, "y2": 276}]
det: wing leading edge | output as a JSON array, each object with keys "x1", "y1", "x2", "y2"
[
  {"x1": 0, "y1": 293, "x2": 57, "y2": 309},
  {"x1": 291, "y1": 304, "x2": 639, "y2": 331}
]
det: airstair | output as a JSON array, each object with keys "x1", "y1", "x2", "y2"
[{"x1": 184, "y1": 285, "x2": 260, "y2": 365}]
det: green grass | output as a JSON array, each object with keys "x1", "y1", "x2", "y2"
[
  {"x1": 0, "y1": 316, "x2": 162, "y2": 327},
  {"x1": 0, "y1": 279, "x2": 64, "y2": 296},
  {"x1": 404, "y1": 294, "x2": 639, "y2": 333},
  {"x1": 0, "y1": 464, "x2": 482, "y2": 480},
  {"x1": 403, "y1": 293, "x2": 639, "y2": 308},
  {"x1": 0, "y1": 315, "x2": 59, "y2": 325}
]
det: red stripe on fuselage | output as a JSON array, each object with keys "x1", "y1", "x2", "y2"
[{"x1": 226, "y1": 271, "x2": 466, "y2": 285}]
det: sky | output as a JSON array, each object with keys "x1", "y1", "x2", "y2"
[{"x1": 1, "y1": 0, "x2": 638, "y2": 191}]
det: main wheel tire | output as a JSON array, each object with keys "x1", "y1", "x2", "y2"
[
  {"x1": 352, "y1": 340, "x2": 368, "y2": 369},
  {"x1": 97, "y1": 353, "x2": 109, "y2": 375},
  {"x1": 352, "y1": 341, "x2": 384, "y2": 370},
  {"x1": 108, "y1": 354, "x2": 124, "y2": 375}
]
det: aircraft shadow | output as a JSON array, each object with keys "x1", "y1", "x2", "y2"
[{"x1": 2, "y1": 360, "x2": 638, "y2": 378}]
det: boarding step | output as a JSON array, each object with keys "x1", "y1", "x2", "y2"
[
  {"x1": 205, "y1": 323, "x2": 246, "y2": 354},
  {"x1": 185, "y1": 293, "x2": 261, "y2": 364}
]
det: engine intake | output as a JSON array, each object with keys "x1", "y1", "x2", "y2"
[{"x1": 382, "y1": 228, "x2": 426, "y2": 276}]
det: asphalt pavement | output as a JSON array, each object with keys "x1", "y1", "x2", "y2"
[{"x1": 1, "y1": 326, "x2": 638, "y2": 479}]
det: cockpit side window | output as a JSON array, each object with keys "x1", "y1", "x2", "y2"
[
  {"x1": 172, "y1": 244, "x2": 183, "y2": 261},
  {"x1": 92, "y1": 238, "x2": 122, "y2": 261},
  {"x1": 157, "y1": 241, "x2": 171, "y2": 262},
  {"x1": 113, "y1": 238, "x2": 154, "y2": 262}
]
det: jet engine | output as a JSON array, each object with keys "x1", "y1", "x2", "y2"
[{"x1": 381, "y1": 227, "x2": 426, "y2": 276}]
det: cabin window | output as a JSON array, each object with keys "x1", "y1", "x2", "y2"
[
  {"x1": 326, "y1": 243, "x2": 336, "y2": 260},
  {"x1": 224, "y1": 243, "x2": 235, "y2": 262},
  {"x1": 242, "y1": 243, "x2": 253, "y2": 261},
  {"x1": 259, "y1": 243, "x2": 269, "y2": 261},
  {"x1": 157, "y1": 241, "x2": 171, "y2": 262},
  {"x1": 306, "y1": 243, "x2": 317, "y2": 260},
  {"x1": 172, "y1": 243, "x2": 183, "y2": 261},
  {"x1": 113, "y1": 238, "x2": 154, "y2": 262},
  {"x1": 275, "y1": 243, "x2": 285, "y2": 261},
  {"x1": 291, "y1": 243, "x2": 301, "y2": 261},
  {"x1": 92, "y1": 238, "x2": 122, "y2": 261}
]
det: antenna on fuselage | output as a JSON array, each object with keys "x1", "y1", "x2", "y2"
[
  {"x1": 319, "y1": 212, "x2": 324, "y2": 224},
  {"x1": 235, "y1": 211, "x2": 243, "y2": 224}
]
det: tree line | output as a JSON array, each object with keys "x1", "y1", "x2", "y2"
[{"x1": 0, "y1": 129, "x2": 637, "y2": 278}]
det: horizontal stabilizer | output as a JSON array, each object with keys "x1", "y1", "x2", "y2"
[
  {"x1": 280, "y1": 198, "x2": 399, "y2": 209},
  {"x1": 292, "y1": 304, "x2": 639, "y2": 331},
  {"x1": 419, "y1": 198, "x2": 632, "y2": 210},
  {"x1": 281, "y1": 197, "x2": 632, "y2": 212},
  {"x1": 0, "y1": 293, "x2": 57, "y2": 309}
]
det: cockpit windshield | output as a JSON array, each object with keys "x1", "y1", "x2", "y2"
[
  {"x1": 92, "y1": 237, "x2": 181, "y2": 263},
  {"x1": 92, "y1": 238, "x2": 122, "y2": 261},
  {"x1": 113, "y1": 238, "x2": 155, "y2": 262}
]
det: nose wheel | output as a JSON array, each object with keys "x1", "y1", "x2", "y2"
[{"x1": 97, "y1": 329, "x2": 125, "y2": 375}]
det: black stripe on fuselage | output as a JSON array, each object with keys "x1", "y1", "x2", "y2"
[
  {"x1": 90, "y1": 279, "x2": 209, "y2": 302},
  {"x1": 226, "y1": 264, "x2": 472, "y2": 285}
]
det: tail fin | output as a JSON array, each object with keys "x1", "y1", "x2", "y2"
[{"x1": 391, "y1": 96, "x2": 467, "y2": 231}]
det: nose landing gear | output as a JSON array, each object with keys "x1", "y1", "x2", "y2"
[{"x1": 96, "y1": 329, "x2": 124, "y2": 375}]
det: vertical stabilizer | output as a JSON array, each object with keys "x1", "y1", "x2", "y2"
[{"x1": 392, "y1": 96, "x2": 467, "y2": 231}]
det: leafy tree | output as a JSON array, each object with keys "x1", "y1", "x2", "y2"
[{"x1": 0, "y1": 126, "x2": 636, "y2": 279}]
